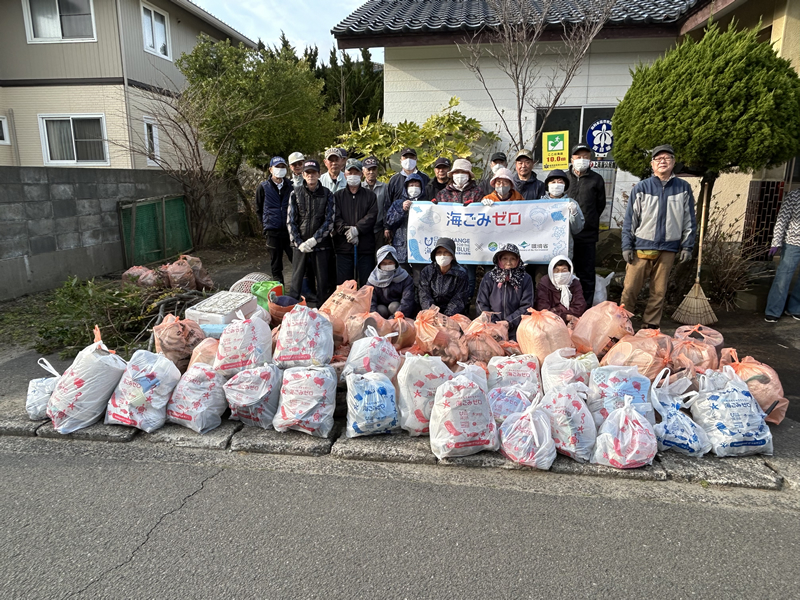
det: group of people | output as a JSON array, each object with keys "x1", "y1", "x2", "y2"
[{"x1": 256, "y1": 141, "x2": 702, "y2": 337}]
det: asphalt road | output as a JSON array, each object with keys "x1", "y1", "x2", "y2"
[{"x1": 1, "y1": 437, "x2": 798, "y2": 600}]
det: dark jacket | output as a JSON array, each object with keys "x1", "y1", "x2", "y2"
[
  {"x1": 566, "y1": 168, "x2": 606, "y2": 243},
  {"x1": 332, "y1": 185, "x2": 378, "y2": 253},
  {"x1": 434, "y1": 180, "x2": 484, "y2": 205},
  {"x1": 362, "y1": 180, "x2": 389, "y2": 232},
  {"x1": 370, "y1": 277, "x2": 416, "y2": 317},
  {"x1": 287, "y1": 182, "x2": 335, "y2": 251},
  {"x1": 426, "y1": 178, "x2": 448, "y2": 201},
  {"x1": 385, "y1": 173, "x2": 428, "y2": 263},
  {"x1": 534, "y1": 275, "x2": 587, "y2": 322},
  {"x1": 256, "y1": 177, "x2": 292, "y2": 232},
  {"x1": 512, "y1": 171, "x2": 546, "y2": 200},
  {"x1": 476, "y1": 271, "x2": 534, "y2": 335},
  {"x1": 419, "y1": 263, "x2": 470, "y2": 316},
  {"x1": 388, "y1": 170, "x2": 430, "y2": 203}
]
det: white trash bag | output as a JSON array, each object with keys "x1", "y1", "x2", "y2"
[
  {"x1": 273, "y1": 366, "x2": 336, "y2": 437},
  {"x1": 537, "y1": 382, "x2": 597, "y2": 462},
  {"x1": 345, "y1": 372, "x2": 399, "y2": 437},
  {"x1": 166, "y1": 363, "x2": 227, "y2": 434},
  {"x1": 274, "y1": 305, "x2": 334, "y2": 368},
  {"x1": 396, "y1": 354, "x2": 453, "y2": 436},
  {"x1": 487, "y1": 354, "x2": 541, "y2": 400},
  {"x1": 587, "y1": 365, "x2": 654, "y2": 427},
  {"x1": 47, "y1": 328, "x2": 127, "y2": 434},
  {"x1": 488, "y1": 386, "x2": 532, "y2": 424},
  {"x1": 26, "y1": 358, "x2": 61, "y2": 420},
  {"x1": 687, "y1": 366, "x2": 772, "y2": 457},
  {"x1": 592, "y1": 396, "x2": 658, "y2": 469},
  {"x1": 499, "y1": 405, "x2": 557, "y2": 469},
  {"x1": 650, "y1": 368, "x2": 711, "y2": 457},
  {"x1": 541, "y1": 347, "x2": 599, "y2": 394},
  {"x1": 213, "y1": 311, "x2": 272, "y2": 378},
  {"x1": 593, "y1": 272, "x2": 615, "y2": 306},
  {"x1": 224, "y1": 364, "x2": 283, "y2": 429},
  {"x1": 341, "y1": 326, "x2": 402, "y2": 381},
  {"x1": 430, "y1": 374, "x2": 499, "y2": 459},
  {"x1": 456, "y1": 362, "x2": 489, "y2": 394},
  {"x1": 105, "y1": 350, "x2": 182, "y2": 433}
]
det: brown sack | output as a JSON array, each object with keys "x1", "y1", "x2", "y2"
[{"x1": 153, "y1": 314, "x2": 206, "y2": 373}]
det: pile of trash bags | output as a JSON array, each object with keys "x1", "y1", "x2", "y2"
[
  {"x1": 122, "y1": 254, "x2": 213, "y2": 291},
  {"x1": 27, "y1": 279, "x2": 786, "y2": 472}
]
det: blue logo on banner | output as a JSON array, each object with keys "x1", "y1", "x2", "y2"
[{"x1": 586, "y1": 119, "x2": 613, "y2": 157}]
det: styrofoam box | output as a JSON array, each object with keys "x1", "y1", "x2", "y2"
[{"x1": 185, "y1": 291, "x2": 258, "y2": 325}]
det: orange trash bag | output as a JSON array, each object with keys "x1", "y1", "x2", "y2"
[
  {"x1": 188, "y1": 338, "x2": 219, "y2": 370},
  {"x1": 450, "y1": 314, "x2": 473, "y2": 334},
  {"x1": 463, "y1": 322, "x2": 506, "y2": 364},
  {"x1": 153, "y1": 314, "x2": 206, "y2": 373},
  {"x1": 414, "y1": 307, "x2": 468, "y2": 368},
  {"x1": 163, "y1": 259, "x2": 197, "y2": 290},
  {"x1": 345, "y1": 311, "x2": 392, "y2": 345},
  {"x1": 500, "y1": 340, "x2": 522, "y2": 356},
  {"x1": 517, "y1": 308, "x2": 573, "y2": 364},
  {"x1": 601, "y1": 329, "x2": 673, "y2": 381},
  {"x1": 671, "y1": 337, "x2": 718, "y2": 371},
  {"x1": 571, "y1": 301, "x2": 634, "y2": 358},
  {"x1": 720, "y1": 348, "x2": 789, "y2": 425},
  {"x1": 389, "y1": 312, "x2": 416, "y2": 349},
  {"x1": 469, "y1": 312, "x2": 509, "y2": 342},
  {"x1": 674, "y1": 324, "x2": 724, "y2": 355},
  {"x1": 122, "y1": 266, "x2": 162, "y2": 288},
  {"x1": 180, "y1": 254, "x2": 214, "y2": 291},
  {"x1": 319, "y1": 280, "x2": 373, "y2": 345}
]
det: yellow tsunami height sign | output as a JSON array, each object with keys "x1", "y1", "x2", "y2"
[{"x1": 542, "y1": 130, "x2": 569, "y2": 170}]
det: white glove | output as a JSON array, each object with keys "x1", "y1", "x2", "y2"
[
  {"x1": 481, "y1": 198, "x2": 494, "y2": 206},
  {"x1": 304, "y1": 237, "x2": 317, "y2": 250},
  {"x1": 345, "y1": 226, "x2": 358, "y2": 243},
  {"x1": 568, "y1": 201, "x2": 579, "y2": 216},
  {"x1": 298, "y1": 242, "x2": 312, "y2": 253}
]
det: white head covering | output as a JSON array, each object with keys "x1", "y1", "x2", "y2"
[{"x1": 548, "y1": 255, "x2": 577, "y2": 309}]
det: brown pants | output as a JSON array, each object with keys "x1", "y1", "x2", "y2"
[{"x1": 620, "y1": 251, "x2": 676, "y2": 326}]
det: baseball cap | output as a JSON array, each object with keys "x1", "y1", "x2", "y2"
[
  {"x1": 288, "y1": 152, "x2": 305, "y2": 165},
  {"x1": 362, "y1": 156, "x2": 379, "y2": 169},
  {"x1": 651, "y1": 144, "x2": 675, "y2": 158},
  {"x1": 302, "y1": 159, "x2": 320, "y2": 173},
  {"x1": 325, "y1": 147, "x2": 344, "y2": 159},
  {"x1": 514, "y1": 149, "x2": 533, "y2": 161},
  {"x1": 400, "y1": 147, "x2": 417, "y2": 158},
  {"x1": 571, "y1": 143, "x2": 592, "y2": 155},
  {"x1": 345, "y1": 158, "x2": 363, "y2": 172},
  {"x1": 270, "y1": 156, "x2": 287, "y2": 168},
  {"x1": 433, "y1": 156, "x2": 452, "y2": 169},
  {"x1": 490, "y1": 152, "x2": 507, "y2": 163}
]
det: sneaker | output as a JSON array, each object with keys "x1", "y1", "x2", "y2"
[
  {"x1": 765, "y1": 316, "x2": 779, "y2": 323},
  {"x1": 785, "y1": 312, "x2": 800, "y2": 321}
]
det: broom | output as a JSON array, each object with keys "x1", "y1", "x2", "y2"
[{"x1": 672, "y1": 180, "x2": 718, "y2": 325}]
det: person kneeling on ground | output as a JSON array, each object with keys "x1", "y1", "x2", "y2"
[
  {"x1": 367, "y1": 245, "x2": 416, "y2": 318},
  {"x1": 476, "y1": 243, "x2": 533, "y2": 339},
  {"x1": 419, "y1": 237, "x2": 469, "y2": 316},
  {"x1": 535, "y1": 255, "x2": 587, "y2": 324}
]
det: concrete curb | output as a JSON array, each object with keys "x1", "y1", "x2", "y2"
[
  {"x1": 229, "y1": 423, "x2": 340, "y2": 457},
  {"x1": 330, "y1": 431, "x2": 437, "y2": 465},
  {"x1": 37, "y1": 421, "x2": 138, "y2": 442},
  {"x1": 0, "y1": 415, "x2": 47, "y2": 437},
  {"x1": 145, "y1": 422, "x2": 242, "y2": 450}
]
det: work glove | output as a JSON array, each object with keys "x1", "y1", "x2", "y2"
[
  {"x1": 769, "y1": 246, "x2": 780, "y2": 257},
  {"x1": 345, "y1": 226, "x2": 358, "y2": 243},
  {"x1": 304, "y1": 237, "x2": 317, "y2": 250},
  {"x1": 481, "y1": 198, "x2": 494, "y2": 206},
  {"x1": 622, "y1": 250, "x2": 636, "y2": 264},
  {"x1": 679, "y1": 249, "x2": 692, "y2": 264},
  {"x1": 298, "y1": 242, "x2": 312, "y2": 253},
  {"x1": 568, "y1": 201, "x2": 579, "y2": 216}
]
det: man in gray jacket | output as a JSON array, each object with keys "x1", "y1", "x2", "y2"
[{"x1": 621, "y1": 144, "x2": 696, "y2": 327}]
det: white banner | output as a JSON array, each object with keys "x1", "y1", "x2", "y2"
[{"x1": 406, "y1": 200, "x2": 570, "y2": 265}]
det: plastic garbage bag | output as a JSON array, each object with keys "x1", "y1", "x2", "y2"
[
  {"x1": 122, "y1": 266, "x2": 162, "y2": 288},
  {"x1": 540, "y1": 347, "x2": 599, "y2": 394},
  {"x1": 341, "y1": 326, "x2": 402, "y2": 381},
  {"x1": 345, "y1": 372, "x2": 399, "y2": 437},
  {"x1": 720, "y1": 348, "x2": 788, "y2": 425},
  {"x1": 104, "y1": 350, "x2": 181, "y2": 432},
  {"x1": 26, "y1": 358, "x2": 61, "y2": 420},
  {"x1": 414, "y1": 307, "x2": 468, "y2": 368},
  {"x1": 319, "y1": 280, "x2": 373, "y2": 345},
  {"x1": 687, "y1": 366, "x2": 773, "y2": 457},
  {"x1": 592, "y1": 396, "x2": 657, "y2": 469},
  {"x1": 188, "y1": 338, "x2": 219, "y2": 370},
  {"x1": 274, "y1": 305, "x2": 334, "y2": 368},
  {"x1": 213, "y1": 312, "x2": 272, "y2": 378},
  {"x1": 388, "y1": 312, "x2": 416, "y2": 349},
  {"x1": 180, "y1": 254, "x2": 213, "y2": 291},
  {"x1": 396, "y1": 354, "x2": 453, "y2": 436},
  {"x1": 164, "y1": 258, "x2": 197, "y2": 290},
  {"x1": 674, "y1": 324, "x2": 724, "y2": 355},
  {"x1": 571, "y1": 301, "x2": 634, "y2": 358},
  {"x1": 273, "y1": 366, "x2": 336, "y2": 437},
  {"x1": 224, "y1": 364, "x2": 282, "y2": 429},
  {"x1": 469, "y1": 312, "x2": 509, "y2": 342},
  {"x1": 671, "y1": 337, "x2": 718, "y2": 371},
  {"x1": 47, "y1": 327, "x2": 127, "y2": 434},
  {"x1": 153, "y1": 314, "x2": 206, "y2": 373},
  {"x1": 601, "y1": 329, "x2": 673, "y2": 381},
  {"x1": 344, "y1": 311, "x2": 391, "y2": 345},
  {"x1": 455, "y1": 362, "x2": 489, "y2": 394},
  {"x1": 449, "y1": 314, "x2": 473, "y2": 333},
  {"x1": 487, "y1": 354, "x2": 542, "y2": 400},
  {"x1": 587, "y1": 365, "x2": 654, "y2": 427},
  {"x1": 430, "y1": 374, "x2": 499, "y2": 459},
  {"x1": 538, "y1": 382, "x2": 597, "y2": 462},
  {"x1": 593, "y1": 272, "x2": 615, "y2": 306},
  {"x1": 463, "y1": 321, "x2": 506, "y2": 364},
  {"x1": 499, "y1": 405, "x2": 556, "y2": 469},
  {"x1": 649, "y1": 368, "x2": 711, "y2": 457},
  {"x1": 517, "y1": 308, "x2": 574, "y2": 364},
  {"x1": 488, "y1": 386, "x2": 531, "y2": 424},
  {"x1": 166, "y1": 363, "x2": 227, "y2": 433}
]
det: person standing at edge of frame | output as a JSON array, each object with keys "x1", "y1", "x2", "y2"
[
  {"x1": 333, "y1": 159, "x2": 378, "y2": 287},
  {"x1": 255, "y1": 156, "x2": 293, "y2": 286},
  {"x1": 765, "y1": 188, "x2": 800, "y2": 322}
]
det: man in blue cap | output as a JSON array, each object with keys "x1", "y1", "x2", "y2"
[{"x1": 255, "y1": 156, "x2": 293, "y2": 285}]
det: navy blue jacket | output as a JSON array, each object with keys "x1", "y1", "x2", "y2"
[
  {"x1": 256, "y1": 177, "x2": 293, "y2": 232},
  {"x1": 388, "y1": 170, "x2": 430, "y2": 203},
  {"x1": 369, "y1": 276, "x2": 416, "y2": 317},
  {"x1": 476, "y1": 272, "x2": 535, "y2": 337}
]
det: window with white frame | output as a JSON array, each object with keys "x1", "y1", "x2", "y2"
[
  {"x1": 23, "y1": 0, "x2": 96, "y2": 43},
  {"x1": 141, "y1": 2, "x2": 171, "y2": 60},
  {"x1": 39, "y1": 115, "x2": 108, "y2": 165},
  {"x1": 143, "y1": 117, "x2": 160, "y2": 165},
  {"x1": 0, "y1": 117, "x2": 9, "y2": 145}
]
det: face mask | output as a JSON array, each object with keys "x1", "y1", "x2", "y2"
[
  {"x1": 346, "y1": 174, "x2": 361, "y2": 187},
  {"x1": 436, "y1": 255, "x2": 452, "y2": 267},
  {"x1": 380, "y1": 264, "x2": 396, "y2": 272},
  {"x1": 495, "y1": 184, "x2": 511, "y2": 197},
  {"x1": 452, "y1": 173, "x2": 469, "y2": 188},
  {"x1": 407, "y1": 186, "x2": 421, "y2": 199},
  {"x1": 401, "y1": 158, "x2": 416, "y2": 171},
  {"x1": 272, "y1": 167, "x2": 286, "y2": 179},
  {"x1": 548, "y1": 182, "x2": 565, "y2": 197},
  {"x1": 553, "y1": 272, "x2": 571, "y2": 286},
  {"x1": 573, "y1": 158, "x2": 590, "y2": 172}
]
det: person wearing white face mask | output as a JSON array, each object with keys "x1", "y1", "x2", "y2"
[
  {"x1": 535, "y1": 255, "x2": 587, "y2": 324},
  {"x1": 366, "y1": 245, "x2": 416, "y2": 318},
  {"x1": 385, "y1": 173, "x2": 428, "y2": 291},
  {"x1": 333, "y1": 159, "x2": 378, "y2": 286},
  {"x1": 567, "y1": 143, "x2": 607, "y2": 304},
  {"x1": 541, "y1": 169, "x2": 585, "y2": 259},
  {"x1": 255, "y1": 156, "x2": 293, "y2": 285},
  {"x1": 388, "y1": 147, "x2": 430, "y2": 203},
  {"x1": 418, "y1": 237, "x2": 470, "y2": 316},
  {"x1": 480, "y1": 167, "x2": 524, "y2": 205}
]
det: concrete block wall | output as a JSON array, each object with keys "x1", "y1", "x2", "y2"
[{"x1": 0, "y1": 166, "x2": 183, "y2": 300}]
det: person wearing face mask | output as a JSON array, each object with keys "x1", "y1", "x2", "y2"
[
  {"x1": 480, "y1": 152, "x2": 509, "y2": 195},
  {"x1": 419, "y1": 237, "x2": 470, "y2": 317},
  {"x1": 255, "y1": 156, "x2": 293, "y2": 285},
  {"x1": 426, "y1": 156, "x2": 451, "y2": 201},
  {"x1": 320, "y1": 147, "x2": 347, "y2": 193},
  {"x1": 512, "y1": 149, "x2": 546, "y2": 199},
  {"x1": 433, "y1": 158, "x2": 484, "y2": 205},
  {"x1": 480, "y1": 168, "x2": 524, "y2": 204},
  {"x1": 288, "y1": 152, "x2": 305, "y2": 188},
  {"x1": 361, "y1": 156, "x2": 390, "y2": 249},
  {"x1": 388, "y1": 147, "x2": 430, "y2": 203},
  {"x1": 567, "y1": 144, "x2": 607, "y2": 304},
  {"x1": 476, "y1": 243, "x2": 534, "y2": 339},
  {"x1": 385, "y1": 173, "x2": 427, "y2": 276},
  {"x1": 535, "y1": 256, "x2": 587, "y2": 324},
  {"x1": 367, "y1": 245, "x2": 416, "y2": 318},
  {"x1": 333, "y1": 159, "x2": 378, "y2": 286},
  {"x1": 542, "y1": 169, "x2": 585, "y2": 258}
]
